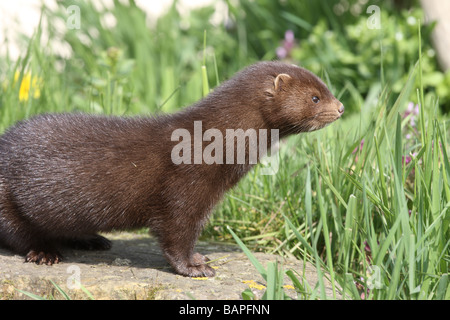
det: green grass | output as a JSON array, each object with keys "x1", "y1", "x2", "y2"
[
  {"x1": 17, "y1": 280, "x2": 94, "y2": 300},
  {"x1": 210, "y1": 23, "x2": 449, "y2": 300},
  {"x1": 224, "y1": 46, "x2": 449, "y2": 299},
  {"x1": 0, "y1": 0, "x2": 448, "y2": 300}
]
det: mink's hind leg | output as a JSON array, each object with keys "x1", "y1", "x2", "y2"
[
  {"x1": 0, "y1": 180, "x2": 55, "y2": 265},
  {"x1": 25, "y1": 235, "x2": 112, "y2": 265},
  {"x1": 0, "y1": 179, "x2": 62, "y2": 265},
  {"x1": 63, "y1": 234, "x2": 112, "y2": 251}
]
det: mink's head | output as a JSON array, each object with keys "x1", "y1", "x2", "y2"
[{"x1": 261, "y1": 63, "x2": 344, "y2": 135}]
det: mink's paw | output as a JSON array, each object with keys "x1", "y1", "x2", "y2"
[
  {"x1": 184, "y1": 264, "x2": 216, "y2": 278},
  {"x1": 170, "y1": 258, "x2": 216, "y2": 277},
  {"x1": 188, "y1": 253, "x2": 215, "y2": 277},
  {"x1": 192, "y1": 252, "x2": 210, "y2": 265},
  {"x1": 25, "y1": 250, "x2": 62, "y2": 265}
]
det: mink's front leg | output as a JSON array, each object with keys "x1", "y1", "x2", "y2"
[{"x1": 157, "y1": 218, "x2": 215, "y2": 277}]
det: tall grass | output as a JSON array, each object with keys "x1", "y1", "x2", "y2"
[
  {"x1": 0, "y1": 0, "x2": 448, "y2": 300},
  {"x1": 227, "y1": 30, "x2": 449, "y2": 299}
]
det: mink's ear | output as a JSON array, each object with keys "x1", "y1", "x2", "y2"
[
  {"x1": 274, "y1": 73, "x2": 292, "y2": 91},
  {"x1": 265, "y1": 73, "x2": 292, "y2": 97}
]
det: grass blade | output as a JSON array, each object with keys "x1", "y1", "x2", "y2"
[
  {"x1": 16, "y1": 289, "x2": 47, "y2": 300},
  {"x1": 50, "y1": 280, "x2": 71, "y2": 300},
  {"x1": 227, "y1": 226, "x2": 267, "y2": 279},
  {"x1": 284, "y1": 215, "x2": 314, "y2": 254}
]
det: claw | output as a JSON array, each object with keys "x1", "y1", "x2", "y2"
[{"x1": 25, "y1": 250, "x2": 62, "y2": 265}]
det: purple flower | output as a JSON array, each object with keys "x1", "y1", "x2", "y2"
[
  {"x1": 364, "y1": 241, "x2": 371, "y2": 253},
  {"x1": 352, "y1": 139, "x2": 364, "y2": 154},
  {"x1": 276, "y1": 47, "x2": 288, "y2": 60},
  {"x1": 276, "y1": 30, "x2": 296, "y2": 60},
  {"x1": 402, "y1": 155, "x2": 412, "y2": 166},
  {"x1": 403, "y1": 102, "x2": 419, "y2": 127},
  {"x1": 285, "y1": 29, "x2": 295, "y2": 43}
]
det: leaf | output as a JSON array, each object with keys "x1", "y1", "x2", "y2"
[
  {"x1": 433, "y1": 274, "x2": 448, "y2": 300},
  {"x1": 344, "y1": 273, "x2": 361, "y2": 300},
  {"x1": 394, "y1": 113, "x2": 403, "y2": 182},
  {"x1": 241, "y1": 288, "x2": 255, "y2": 300},
  {"x1": 16, "y1": 289, "x2": 47, "y2": 300}
]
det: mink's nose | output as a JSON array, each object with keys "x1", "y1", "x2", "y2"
[{"x1": 338, "y1": 104, "x2": 344, "y2": 115}]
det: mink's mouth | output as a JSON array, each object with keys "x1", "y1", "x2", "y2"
[
  {"x1": 281, "y1": 110, "x2": 341, "y2": 135},
  {"x1": 304, "y1": 111, "x2": 342, "y2": 132}
]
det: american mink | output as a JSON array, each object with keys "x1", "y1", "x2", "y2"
[{"x1": 0, "y1": 61, "x2": 343, "y2": 277}]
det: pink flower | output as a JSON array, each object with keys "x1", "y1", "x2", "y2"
[
  {"x1": 276, "y1": 30, "x2": 296, "y2": 59},
  {"x1": 403, "y1": 102, "x2": 419, "y2": 127},
  {"x1": 364, "y1": 241, "x2": 371, "y2": 253},
  {"x1": 276, "y1": 47, "x2": 288, "y2": 60},
  {"x1": 402, "y1": 155, "x2": 412, "y2": 166},
  {"x1": 352, "y1": 139, "x2": 364, "y2": 154},
  {"x1": 404, "y1": 102, "x2": 419, "y2": 117}
]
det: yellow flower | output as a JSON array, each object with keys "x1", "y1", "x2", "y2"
[
  {"x1": 14, "y1": 71, "x2": 42, "y2": 102},
  {"x1": 242, "y1": 280, "x2": 266, "y2": 290}
]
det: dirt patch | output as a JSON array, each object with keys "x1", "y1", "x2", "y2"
[{"x1": 0, "y1": 232, "x2": 339, "y2": 300}]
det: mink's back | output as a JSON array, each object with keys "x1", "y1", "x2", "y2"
[{"x1": 0, "y1": 113, "x2": 173, "y2": 235}]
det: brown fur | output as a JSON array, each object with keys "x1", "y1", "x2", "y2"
[{"x1": 0, "y1": 61, "x2": 343, "y2": 277}]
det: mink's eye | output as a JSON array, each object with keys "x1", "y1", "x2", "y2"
[{"x1": 312, "y1": 96, "x2": 320, "y2": 104}]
